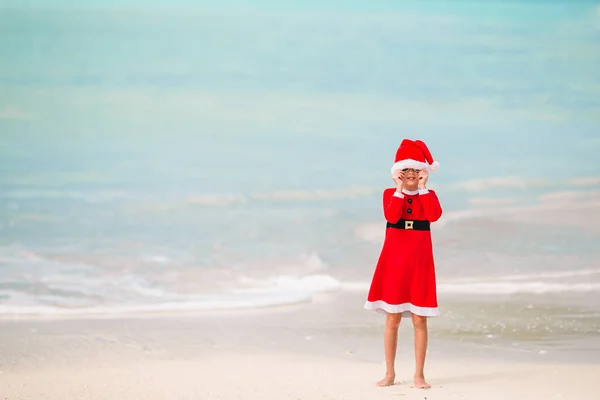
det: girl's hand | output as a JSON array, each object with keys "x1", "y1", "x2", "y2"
[
  {"x1": 392, "y1": 170, "x2": 405, "y2": 190},
  {"x1": 418, "y1": 169, "x2": 429, "y2": 189}
]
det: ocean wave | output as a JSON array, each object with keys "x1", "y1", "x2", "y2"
[
  {"x1": 237, "y1": 274, "x2": 342, "y2": 294},
  {"x1": 0, "y1": 291, "x2": 312, "y2": 318},
  {"x1": 0, "y1": 245, "x2": 340, "y2": 319},
  {"x1": 0, "y1": 273, "x2": 343, "y2": 319},
  {"x1": 2, "y1": 267, "x2": 599, "y2": 319}
]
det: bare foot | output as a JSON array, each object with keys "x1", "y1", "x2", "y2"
[
  {"x1": 414, "y1": 375, "x2": 431, "y2": 389},
  {"x1": 376, "y1": 374, "x2": 396, "y2": 387}
]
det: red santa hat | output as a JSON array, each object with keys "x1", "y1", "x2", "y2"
[{"x1": 390, "y1": 139, "x2": 440, "y2": 175}]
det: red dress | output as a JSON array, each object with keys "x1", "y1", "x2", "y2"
[{"x1": 364, "y1": 187, "x2": 443, "y2": 317}]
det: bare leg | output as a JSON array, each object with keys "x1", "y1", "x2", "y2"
[
  {"x1": 377, "y1": 312, "x2": 401, "y2": 387},
  {"x1": 412, "y1": 314, "x2": 431, "y2": 389}
]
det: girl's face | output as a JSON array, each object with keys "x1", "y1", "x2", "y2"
[{"x1": 402, "y1": 168, "x2": 420, "y2": 189}]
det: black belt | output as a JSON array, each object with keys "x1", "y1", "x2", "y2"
[{"x1": 386, "y1": 219, "x2": 430, "y2": 231}]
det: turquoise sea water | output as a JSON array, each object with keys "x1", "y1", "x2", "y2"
[{"x1": 1, "y1": 0, "x2": 599, "y2": 319}]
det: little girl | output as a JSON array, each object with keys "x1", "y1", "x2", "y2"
[{"x1": 364, "y1": 138, "x2": 443, "y2": 389}]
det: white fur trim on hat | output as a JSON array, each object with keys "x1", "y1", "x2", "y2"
[{"x1": 390, "y1": 159, "x2": 438, "y2": 175}]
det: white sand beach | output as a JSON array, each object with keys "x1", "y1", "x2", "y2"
[
  {"x1": 1, "y1": 291, "x2": 599, "y2": 400},
  {"x1": 4, "y1": 352, "x2": 599, "y2": 400}
]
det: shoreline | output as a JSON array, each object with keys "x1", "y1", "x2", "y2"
[{"x1": 1, "y1": 292, "x2": 598, "y2": 365}]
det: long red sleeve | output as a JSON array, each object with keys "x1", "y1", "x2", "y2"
[
  {"x1": 382, "y1": 188, "x2": 405, "y2": 223},
  {"x1": 418, "y1": 189, "x2": 443, "y2": 222}
]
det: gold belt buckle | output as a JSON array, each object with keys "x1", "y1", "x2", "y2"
[{"x1": 405, "y1": 220, "x2": 414, "y2": 230}]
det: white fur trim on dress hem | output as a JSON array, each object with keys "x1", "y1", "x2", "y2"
[{"x1": 364, "y1": 300, "x2": 440, "y2": 317}]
